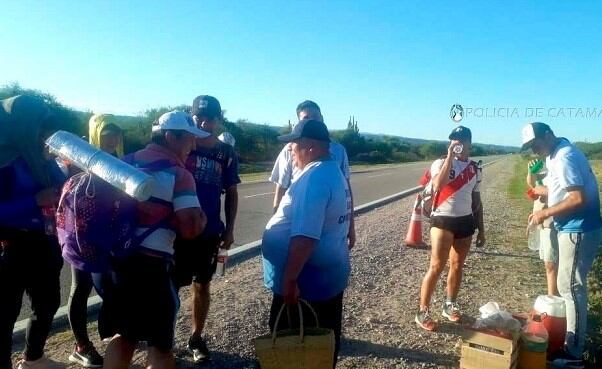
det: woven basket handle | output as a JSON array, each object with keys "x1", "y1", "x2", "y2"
[{"x1": 271, "y1": 299, "x2": 320, "y2": 345}]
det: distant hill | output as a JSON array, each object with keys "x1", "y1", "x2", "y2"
[{"x1": 360, "y1": 132, "x2": 520, "y2": 153}]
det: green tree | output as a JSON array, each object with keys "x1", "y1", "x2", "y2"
[
  {"x1": 418, "y1": 142, "x2": 447, "y2": 159},
  {"x1": 0, "y1": 82, "x2": 84, "y2": 135}
]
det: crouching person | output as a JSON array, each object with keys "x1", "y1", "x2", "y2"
[
  {"x1": 261, "y1": 119, "x2": 352, "y2": 368},
  {"x1": 103, "y1": 111, "x2": 208, "y2": 369}
]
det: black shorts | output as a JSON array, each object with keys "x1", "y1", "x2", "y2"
[
  {"x1": 173, "y1": 234, "x2": 221, "y2": 288},
  {"x1": 110, "y1": 253, "x2": 179, "y2": 351},
  {"x1": 430, "y1": 214, "x2": 476, "y2": 239}
]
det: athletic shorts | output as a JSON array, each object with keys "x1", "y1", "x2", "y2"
[
  {"x1": 430, "y1": 214, "x2": 476, "y2": 239},
  {"x1": 539, "y1": 227, "x2": 559, "y2": 263},
  {"x1": 110, "y1": 253, "x2": 179, "y2": 351},
  {"x1": 173, "y1": 234, "x2": 221, "y2": 288}
]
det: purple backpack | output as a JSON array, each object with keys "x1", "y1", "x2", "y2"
[{"x1": 56, "y1": 159, "x2": 173, "y2": 272}]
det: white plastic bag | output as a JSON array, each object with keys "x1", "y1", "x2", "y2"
[{"x1": 474, "y1": 301, "x2": 521, "y2": 333}]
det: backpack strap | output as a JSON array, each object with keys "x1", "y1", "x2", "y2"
[{"x1": 122, "y1": 156, "x2": 179, "y2": 248}]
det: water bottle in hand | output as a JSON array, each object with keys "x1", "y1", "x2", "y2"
[
  {"x1": 527, "y1": 221, "x2": 540, "y2": 251},
  {"x1": 215, "y1": 248, "x2": 228, "y2": 277}
]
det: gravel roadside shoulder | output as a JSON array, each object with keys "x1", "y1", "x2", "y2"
[{"x1": 13, "y1": 156, "x2": 546, "y2": 369}]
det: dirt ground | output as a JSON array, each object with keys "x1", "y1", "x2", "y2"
[{"x1": 12, "y1": 156, "x2": 548, "y2": 368}]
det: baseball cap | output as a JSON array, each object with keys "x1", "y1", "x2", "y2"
[
  {"x1": 449, "y1": 125, "x2": 472, "y2": 142},
  {"x1": 152, "y1": 111, "x2": 210, "y2": 138},
  {"x1": 521, "y1": 122, "x2": 553, "y2": 151},
  {"x1": 192, "y1": 95, "x2": 222, "y2": 119},
  {"x1": 277, "y1": 119, "x2": 331, "y2": 143}
]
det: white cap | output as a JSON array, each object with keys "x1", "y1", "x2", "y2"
[
  {"x1": 521, "y1": 122, "x2": 552, "y2": 151},
  {"x1": 218, "y1": 132, "x2": 236, "y2": 147},
  {"x1": 152, "y1": 111, "x2": 210, "y2": 138}
]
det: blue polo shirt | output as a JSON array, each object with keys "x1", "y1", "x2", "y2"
[
  {"x1": 261, "y1": 159, "x2": 352, "y2": 301},
  {"x1": 546, "y1": 138, "x2": 602, "y2": 233}
]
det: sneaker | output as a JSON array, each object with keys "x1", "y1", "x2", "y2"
[
  {"x1": 442, "y1": 301, "x2": 462, "y2": 322},
  {"x1": 550, "y1": 352, "x2": 584, "y2": 369},
  {"x1": 188, "y1": 335, "x2": 210, "y2": 363},
  {"x1": 17, "y1": 356, "x2": 65, "y2": 369},
  {"x1": 415, "y1": 309, "x2": 437, "y2": 331},
  {"x1": 68, "y1": 344, "x2": 103, "y2": 368}
]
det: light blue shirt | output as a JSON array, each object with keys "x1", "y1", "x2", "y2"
[
  {"x1": 262, "y1": 159, "x2": 352, "y2": 301},
  {"x1": 546, "y1": 138, "x2": 602, "y2": 233},
  {"x1": 268, "y1": 142, "x2": 350, "y2": 188}
]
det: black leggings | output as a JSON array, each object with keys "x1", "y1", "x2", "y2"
[
  {"x1": 0, "y1": 231, "x2": 62, "y2": 368},
  {"x1": 67, "y1": 267, "x2": 93, "y2": 346},
  {"x1": 67, "y1": 266, "x2": 114, "y2": 346}
]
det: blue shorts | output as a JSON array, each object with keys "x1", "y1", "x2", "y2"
[{"x1": 110, "y1": 253, "x2": 179, "y2": 351}]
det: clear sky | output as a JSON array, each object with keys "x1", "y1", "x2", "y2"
[{"x1": 2, "y1": 1, "x2": 601, "y2": 146}]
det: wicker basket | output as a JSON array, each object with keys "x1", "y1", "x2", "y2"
[{"x1": 254, "y1": 300, "x2": 335, "y2": 369}]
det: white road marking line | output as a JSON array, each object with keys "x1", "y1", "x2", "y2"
[
  {"x1": 244, "y1": 191, "x2": 275, "y2": 198},
  {"x1": 367, "y1": 172, "x2": 394, "y2": 178}
]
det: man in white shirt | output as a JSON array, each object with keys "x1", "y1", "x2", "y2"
[
  {"x1": 523, "y1": 122, "x2": 601, "y2": 368},
  {"x1": 269, "y1": 100, "x2": 355, "y2": 248}
]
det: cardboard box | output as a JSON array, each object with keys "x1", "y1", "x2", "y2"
[{"x1": 460, "y1": 328, "x2": 520, "y2": 369}]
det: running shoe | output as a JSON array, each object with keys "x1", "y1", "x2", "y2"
[
  {"x1": 415, "y1": 309, "x2": 437, "y2": 331},
  {"x1": 69, "y1": 344, "x2": 103, "y2": 368},
  {"x1": 442, "y1": 301, "x2": 462, "y2": 322},
  {"x1": 188, "y1": 335, "x2": 211, "y2": 363},
  {"x1": 550, "y1": 351, "x2": 584, "y2": 369}
]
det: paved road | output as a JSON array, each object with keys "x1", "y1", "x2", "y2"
[{"x1": 17, "y1": 155, "x2": 505, "y2": 320}]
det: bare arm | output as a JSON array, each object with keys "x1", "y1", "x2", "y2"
[
  {"x1": 431, "y1": 146, "x2": 456, "y2": 193},
  {"x1": 526, "y1": 171, "x2": 537, "y2": 188},
  {"x1": 221, "y1": 185, "x2": 238, "y2": 249},
  {"x1": 530, "y1": 187, "x2": 584, "y2": 225},
  {"x1": 174, "y1": 207, "x2": 206, "y2": 240},
  {"x1": 534, "y1": 187, "x2": 583, "y2": 218},
  {"x1": 273, "y1": 184, "x2": 287, "y2": 213},
  {"x1": 473, "y1": 191, "x2": 485, "y2": 247},
  {"x1": 282, "y1": 235, "x2": 317, "y2": 305},
  {"x1": 346, "y1": 179, "x2": 356, "y2": 249}
]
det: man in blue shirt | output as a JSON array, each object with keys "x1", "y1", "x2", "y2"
[
  {"x1": 0, "y1": 95, "x2": 66, "y2": 369},
  {"x1": 262, "y1": 119, "x2": 352, "y2": 368},
  {"x1": 522, "y1": 122, "x2": 602, "y2": 368}
]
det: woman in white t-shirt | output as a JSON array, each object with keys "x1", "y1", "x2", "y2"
[{"x1": 415, "y1": 126, "x2": 486, "y2": 331}]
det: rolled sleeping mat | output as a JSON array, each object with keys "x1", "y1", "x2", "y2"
[{"x1": 45, "y1": 130, "x2": 155, "y2": 201}]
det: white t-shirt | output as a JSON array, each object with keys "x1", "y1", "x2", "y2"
[
  {"x1": 429, "y1": 157, "x2": 481, "y2": 217},
  {"x1": 262, "y1": 159, "x2": 352, "y2": 301},
  {"x1": 269, "y1": 142, "x2": 350, "y2": 188}
]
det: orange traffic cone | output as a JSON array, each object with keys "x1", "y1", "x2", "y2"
[{"x1": 405, "y1": 193, "x2": 426, "y2": 247}]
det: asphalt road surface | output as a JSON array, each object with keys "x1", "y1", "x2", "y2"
[{"x1": 17, "y1": 155, "x2": 505, "y2": 321}]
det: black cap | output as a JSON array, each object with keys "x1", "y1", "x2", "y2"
[
  {"x1": 449, "y1": 125, "x2": 472, "y2": 142},
  {"x1": 192, "y1": 95, "x2": 222, "y2": 120},
  {"x1": 277, "y1": 119, "x2": 331, "y2": 143},
  {"x1": 521, "y1": 122, "x2": 553, "y2": 151}
]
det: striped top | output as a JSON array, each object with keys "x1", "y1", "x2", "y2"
[{"x1": 130, "y1": 144, "x2": 201, "y2": 256}]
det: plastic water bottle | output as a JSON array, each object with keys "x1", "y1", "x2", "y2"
[
  {"x1": 453, "y1": 144, "x2": 464, "y2": 154},
  {"x1": 215, "y1": 248, "x2": 228, "y2": 277},
  {"x1": 527, "y1": 221, "x2": 540, "y2": 251},
  {"x1": 529, "y1": 159, "x2": 544, "y2": 174}
]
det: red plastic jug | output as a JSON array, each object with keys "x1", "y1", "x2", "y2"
[{"x1": 533, "y1": 295, "x2": 566, "y2": 355}]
